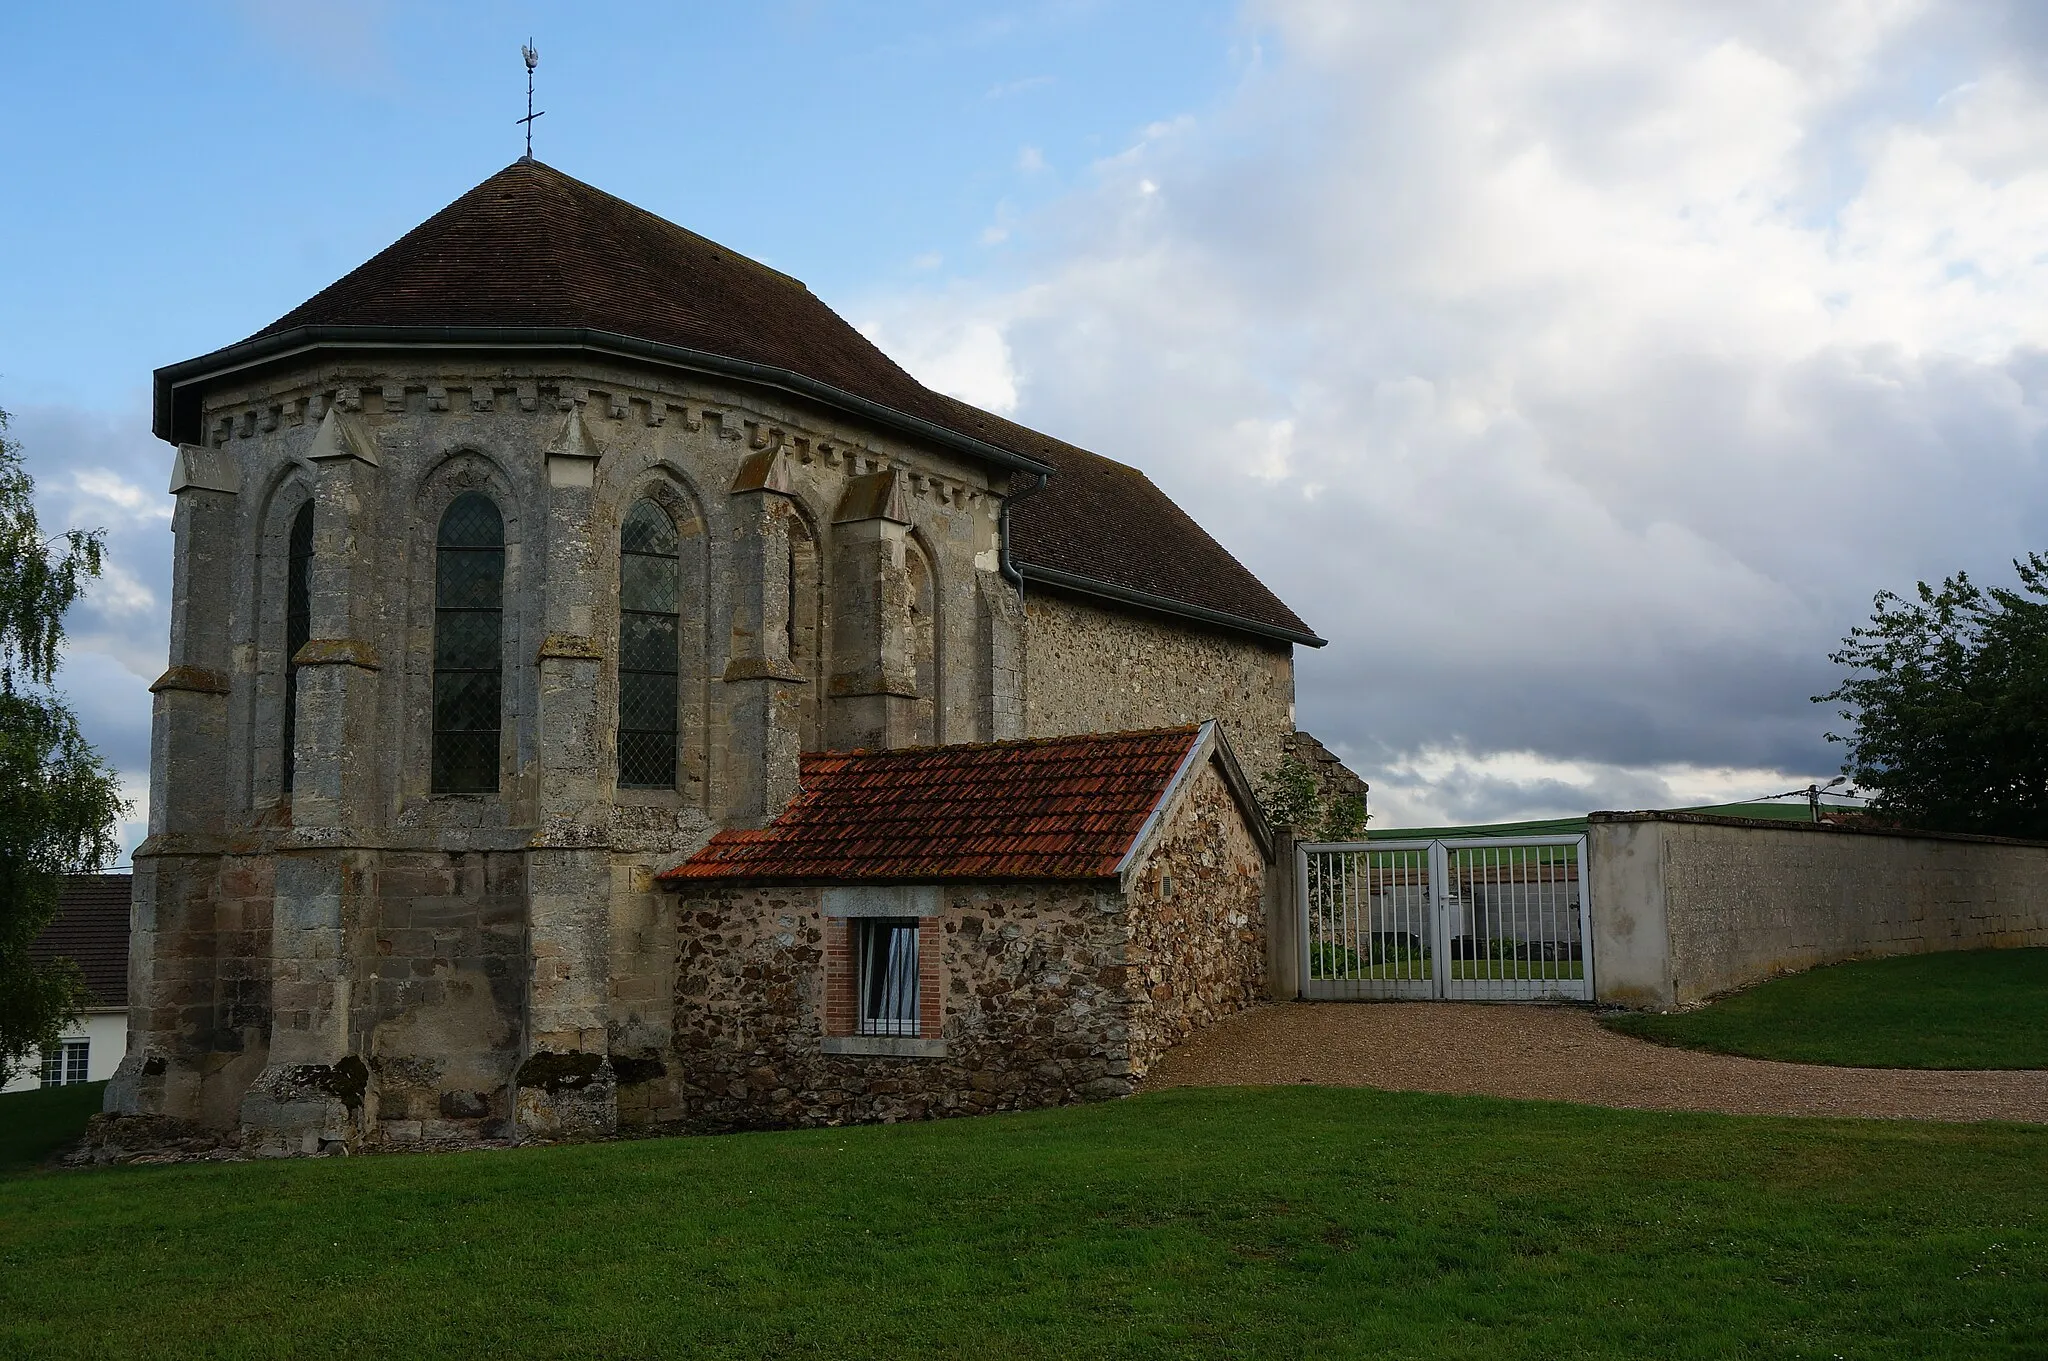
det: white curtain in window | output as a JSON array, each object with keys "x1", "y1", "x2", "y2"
[{"x1": 859, "y1": 920, "x2": 920, "y2": 1036}]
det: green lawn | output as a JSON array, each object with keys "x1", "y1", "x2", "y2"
[
  {"x1": 4, "y1": 1087, "x2": 2044, "y2": 1358},
  {"x1": 0, "y1": 1081, "x2": 105, "y2": 1176},
  {"x1": 1606, "y1": 947, "x2": 2048, "y2": 1069}
]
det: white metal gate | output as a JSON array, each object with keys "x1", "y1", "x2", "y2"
[{"x1": 1299, "y1": 836, "x2": 1592, "y2": 1001}]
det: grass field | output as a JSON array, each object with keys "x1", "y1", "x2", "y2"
[
  {"x1": 3, "y1": 1085, "x2": 2044, "y2": 1358},
  {"x1": 1605, "y1": 947, "x2": 2048, "y2": 1069}
]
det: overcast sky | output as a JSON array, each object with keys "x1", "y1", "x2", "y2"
[{"x1": 6, "y1": 1, "x2": 2048, "y2": 854}]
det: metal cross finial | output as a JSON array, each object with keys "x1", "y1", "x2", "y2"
[{"x1": 518, "y1": 41, "x2": 544, "y2": 159}]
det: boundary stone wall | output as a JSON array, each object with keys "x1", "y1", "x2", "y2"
[{"x1": 1589, "y1": 812, "x2": 2048, "y2": 1008}]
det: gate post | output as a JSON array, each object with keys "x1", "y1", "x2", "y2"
[
  {"x1": 1264, "y1": 826, "x2": 1300, "y2": 999},
  {"x1": 1427, "y1": 840, "x2": 1452, "y2": 1000}
]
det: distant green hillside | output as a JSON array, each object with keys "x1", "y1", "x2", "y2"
[{"x1": 1366, "y1": 801, "x2": 1853, "y2": 842}]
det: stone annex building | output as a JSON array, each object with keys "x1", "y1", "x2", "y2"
[{"x1": 112, "y1": 158, "x2": 1329, "y2": 1154}]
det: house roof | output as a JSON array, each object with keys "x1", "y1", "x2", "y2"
[
  {"x1": 29, "y1": 874, "x2": 131, "y2": 1009},
  {"x1": 153, "y1": 158, "x2": 1318, "y2": 648},
  {"x1": 661, "y1": 723, "x2": 1264, "y2": 885}
]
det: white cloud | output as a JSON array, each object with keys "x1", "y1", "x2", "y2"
[
  {"x1": 861, "y1": 304, "x2": 1023, "y2": 414},
  {"x1": 1017, "y1": 145, "x2": 1049, "y2": 175},
  {"x1": 863, "y1": 0, "x2": 2048, "y2": 821},
  {"x1": 8, "y1": 399, "x2": 168, "y2": 823},
  {"x1": 72, "y1": 468, "x2": 172, "y2": 522},
  {"x1": 1361, "y1": 743, "x2": 1820, "y2": 830}
]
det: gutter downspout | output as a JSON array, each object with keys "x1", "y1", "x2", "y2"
[{"x1": 997, "y1": 470, "x2": 1049, "y2": 595}]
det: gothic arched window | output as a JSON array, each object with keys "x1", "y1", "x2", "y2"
[
  {"x1": 905, "y1": 537, "x2": 937, "y2": 746},
  {"x1": 784, "y1": 510, "x2": 819, "y2": 748},
  {"x1": 618, "y1": 498, "x2": 679, "y2": 788},
  {"x1": 432, "y1": 492, "x2": 504, "y2": 793},
  {"x1": 282, "y1": 501, "x2": 313, "y2": 793}
]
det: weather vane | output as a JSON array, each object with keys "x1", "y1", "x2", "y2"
[{"x1": 518, "y1": 41, "x2": 544, "y2": 159}]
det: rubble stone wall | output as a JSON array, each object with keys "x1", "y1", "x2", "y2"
[
  {"x1": 1021, "y1": 592, "x2": 1294, "y2": 780},
  {"x1": 1123, "y1": 761, "x2": 1269, "y2": 1076},
  {"x1": 659, "y1": 881, "x2": 1134, "y2": 1129}
]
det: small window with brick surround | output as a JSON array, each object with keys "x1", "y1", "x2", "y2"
[
  {"x1": 856, "y1": 918, "x2": 921, "y2": 1036},
  {"x1": 822, "y1": 892, "x2": 944, "y2": 1054}
]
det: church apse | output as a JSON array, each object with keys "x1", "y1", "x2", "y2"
[{"x1": 113, "y1": 362, "x2": 1011, "y2": 1153}]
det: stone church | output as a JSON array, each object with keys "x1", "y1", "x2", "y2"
[{"x1": 112, "y1": 158, "x2": 1326, "y2": 1153}]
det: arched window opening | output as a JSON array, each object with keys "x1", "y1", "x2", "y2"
[
  {"x1": 281, "y1": 501, "x2": 314, "y2": 793},
  {"x1": 618, "y1": 498, "x2": 680, "y2": 788},
  {"x1": 785, "y1": 510, "x2": 820, "y2": 749},
  {"x1": 432, "y1": 492, "x2": 504, "y2": 793},
  {"x1": 906, "y1": 539, "x2": 937, "y2": 745}
]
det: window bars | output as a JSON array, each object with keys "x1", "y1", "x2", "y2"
[
  {"x1": 857, "y1": 918, "x2": 921, "y2": 1036},
  {"x1": 431, "y1": 493, "x2": 504, "y2": 793},
  {"x1": 617, "y1": 498, "x2": 680, "y2": 788}
]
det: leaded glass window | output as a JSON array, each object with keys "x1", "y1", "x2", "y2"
[
  {"x1": 617, "y1": 498, "x2": 679, "y2": 788},
  {"x1": 432, "y1": 492, "x2": 504, "y2": 793},
  {"x1": 282, "y1": 501, "x2": 313, "y2": 793}
]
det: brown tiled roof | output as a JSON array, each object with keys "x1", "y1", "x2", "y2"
[
  {"x1": 165, "y1": 159, "x2": 1316, "y2": 646},
  {"x1": 29, "y1": 874, "x2": 131, "y2": 1009},
  {"x1": 249, "y1": 159, "x2": 991, "y2": 451},
  {"x1": 661, "y1": 727, "x2": 1206, "y2": 884}
]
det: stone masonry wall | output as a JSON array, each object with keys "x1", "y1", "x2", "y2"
[
  {"x1": 120, "y1": 348, "x2": 1016, "y2": 1146},
  {"x1": 1589, "y1": 814, "x2": 2048, "y2": 1008},
  {"x1": 659, "y1": 882, "x2": 1134, "y2": 1130},
  {"x1": 1123, "y1": 761, "x2": 1268, "y2": 1078},
  {"x1": 358, "y1": 850, "x2": 526, "y2": 1144},
  {"x1": 124, "y1": 342, "x2": 1296, "y2": 1151},
  {"x1": 1022, "y1": 592, "x2": 1294, "y2": 781}
]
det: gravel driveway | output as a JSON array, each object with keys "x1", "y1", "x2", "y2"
[{"x1": 1145, "y1": 1001, "x2": 2048, "y2": 1123}]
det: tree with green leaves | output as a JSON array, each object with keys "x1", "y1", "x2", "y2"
[
  {"x1": 1259, "y1": 753, "x2": 1370, "y2": 842},
  {"x1": 0, "y1": 404, "x2": 126, "y2": 1085},
  {"x1": 1817, "y1": 553, "x2": 2048, "y2": 839}
]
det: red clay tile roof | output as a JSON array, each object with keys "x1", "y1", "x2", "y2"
[
  {"x1": 162, "y1": 159, "x2": 1316, "y2": 647},
  {"x1": 661, "y1": 727, "x2": 1205, "y2": 884},
  {"x1": 29, "y1": 874, "x2": 131, "y2": 1009}
]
